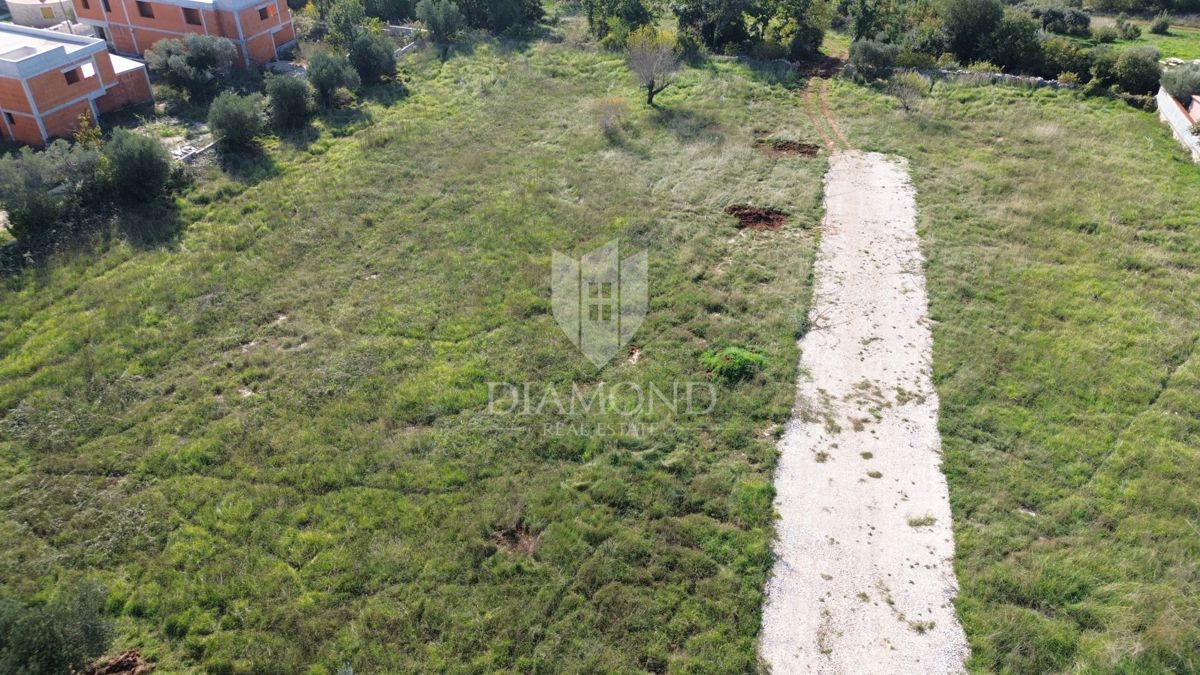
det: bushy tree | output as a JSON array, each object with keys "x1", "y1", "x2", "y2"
[
  {"x1": 327, "y1": 0, "x2": 367, "y2": 46},
  {"x1": 1115, "y1": 46, "x2": 1162, "y2": 94},
  {"x1": 145, "y1": 34, "x2": 237, "y2": 100},
  {"x1": 847, "y1": 38, "x2": 898, "y2": 80},
  {"x1": 584, "y1": 0, "x2": 653, "y2": 42},
  {"x1": 1115, "y1": 13, "x2": 1142, "y2": 40},
  {"x1": 768, "y1": 0, "x2": 832, "y2": 59},
  {"x1": 365, "y1": 0, "x2": 413, "y2": 19},
  {"x1": 349, "y1": 32, "x2": 396, "y2": 83},
  {"x1": 626, "y1": 26, "x2": 680, "y2": 106},
  {"x1": 1021, "y1": 4, "x2": 1090, "y2": 37},
  {"x1": 416, "y1": 0, "x2": 465, "y2": 57},
  {"x1": 941, "y1": 0, "x2": 1003, "y2": 63},
  {"x1": 265, "y1": 74, "x2": 313, "y2": 130},
  {"x1": 1162, "y1": 63, "x2": 1200, "y2": 100},
  {"x1": 672, "y1": 0, "x2": 754, "y2": 53},
  {"x1": 1149, "y1": 11, "x2": 1170, "y2": 35},
  {"x1": 984, "y1": 8, "x2": 1042, "y2": 74},
  {"x1": 1089, "y1": 45, "x2": 1119, "y2": 87},
  {"x1": 0, "y1": 140, "x2": 101, "y2": 245},
  {"x1": 105, "y1": 128, "x2": 171, "y2": 202},
  {"x1": 455, "y1": 0, "x2": 542, "y2": 32},
  {"x1": 308, "y1": 50, "x2": 361, "y2": 107},
  {"x1": 1041, "y1": 36, "x2": 1091, "y2": 80},
  {"x1": 208, "y1": 91, "x2": 265, "y2": 148}
]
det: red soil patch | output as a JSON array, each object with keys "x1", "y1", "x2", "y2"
[
  {"x1": 494, "y1": 522, "x2": 540, "y2": 555},
  {"x1": 725, "y1": 204, "x2": 789, "y2": 230},
  {"x1": 88, "y1": 649, "x2": 154, "y2": 675},
  {"x1": 754, "y1": 138, "x2": 820, "y2": 157},
  {"x1": 796, "y1": 55, "x2": 845, "y2": 78}
]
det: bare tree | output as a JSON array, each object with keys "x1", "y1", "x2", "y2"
[{"x1": 626, "y1": 27, "x2": 680, "y2": 107}]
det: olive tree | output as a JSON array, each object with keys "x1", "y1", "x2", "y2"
[{"x1": 625, "y1": 26, "x2": 680, "y2": 106}]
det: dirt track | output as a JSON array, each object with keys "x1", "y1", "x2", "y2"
[{"x1": 760, "y1": 151, "x2": 968, "y2": 673}]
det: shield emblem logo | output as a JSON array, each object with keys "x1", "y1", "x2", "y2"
[{"x1": 552, "y1": 240, "x2": 648, "y2": 368}]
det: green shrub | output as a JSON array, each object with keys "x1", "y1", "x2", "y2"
[
  {"x1": 327, "y1": 0, "x2": 367, "y2": 47},
  {"x1": 416, "y1": 0, "x2": 465, "y2": 57},
  {"x1": 1042, "y1": 36, "x2": 1091, "y2": 81},
  {"x1": 104, "y1": 128, "x2": 171, "y2": 202},
  {"x1": 847, "y1": 39, "x2": 898, "y2": 81},
  {"x1": 1089, "y1": 45, "x2": 1118, "y2": 86},
  {"x1": 349, "y1": 32, "x2": 396, "y2": 83},
  {"x1": 0, "y1": 583, "x2": 112, "y2": 674},
  {"x1": 700, "y1": 346, "x2": 767, "y2": 383},
  {"x1": 265, "y1": 74, "x2": 313, "y2": 131},
  {"x1": 1092, "y1": 25, "x2": 1118, "y2": 43},
  {"x1": 1115, "y1": 46, "x2": 1161, "y2": 95},
  {"x1": 0, "y1": 140, "x2": 101, "y2": 245},
  {"x1": 208, "y1": 91, "x2": 265, "y2": 148},
  {"x1": 1057, "y1": 70, "x2": 1080, "y2": 85},
  {"x1": 942, "y1": 0, "x2": 1003, "y2": 62},
  {"x1": 984, "y1": 8, "x2": 1043, "y2": 74},
  {"x1": 896, "y1": 48, "x2": 937, "y2": 70},
  {"x1": 1161, "y1": 63, "x2": 1200, "y2": 99},
  {"x1": 144, "y1": 33, "x2": 237, "y2": 100},
  {"x1": 1115, "y1": 14, "x2": 1141, "y2": 40},
  {"x1": 1149, "y1": 11, "x2": 1170, "y2": 35},
  {"x1": 308, "y1": 50, "x2": 361, "y2": 108}
]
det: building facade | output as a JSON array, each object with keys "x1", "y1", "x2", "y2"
[
  {"x1": 0, "y1": 23, "x2": 151, "y2": 145},
  {"x1": 70, "y1": 0, "x2": 295, "y2": 65},
  {"x1": 6, "y1": 0, "x2": 77, "y2": 28}
]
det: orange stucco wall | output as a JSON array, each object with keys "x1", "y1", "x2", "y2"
[
  {"x1": 73, "y1": 0, "x2": 294, "y2": 64},
  {"x1": 0, "y1": 45, "x2": 151, "y2": 146}
]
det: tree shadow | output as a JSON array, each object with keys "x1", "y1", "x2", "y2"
[
  {"x1": 115, "y1": 199, "x2": 186, "y2": 249},
  {"x1": 321, "y1": 105, "x2": 376, "y2": 138},
  {"x1": 359, "y1": 79, "x2": 411, "y2": 107},
  {"x1": 652, "y1": 106, "x2": 724, "y2": 144},
  {"x1": 216, "y1": 145, "x2": 280, "y2": 185}
]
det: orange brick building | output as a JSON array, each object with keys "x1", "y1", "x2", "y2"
[
  {"x1": 0, "y1": 23, "x2": 152, "y2": 146},
  {"x1": 71, "y1": 0, "x2": 296, "y2": 65}
]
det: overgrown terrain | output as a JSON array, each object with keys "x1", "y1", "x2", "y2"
[
  {"x1": 0, "y1": 43, "x2": 825, "y2": 671},
  {"x1": 831, "y1": 80, "x2": 1200, "y2": 672},
  {"x1": 4, "y1": 16, "x2": 1200, "y2": 673}
]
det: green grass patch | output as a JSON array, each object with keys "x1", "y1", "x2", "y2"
[
  {"x1": 830, "y1": 78, "x2": 1200, "y2": 672},
  {"x1": 0, "y1": 38, "x2": 825, "y2": 671}
]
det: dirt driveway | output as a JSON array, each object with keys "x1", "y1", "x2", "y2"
[{"x1": 760, "y1": 151, "x2": 969, "y2": 673}]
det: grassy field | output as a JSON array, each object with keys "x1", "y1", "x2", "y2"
[
  {"x1": 830, "y1": 80, "x2": 1200, "y2": 672},
  {"x1": 0, "y1": 40, "x2": 828, "y2": 672},
  {"x1": 1083, "y1": 16, "x2": 1200, "y2": 59},
  {"x1": 5, "y1": 21, "x2": 1200, "y2": 674}
]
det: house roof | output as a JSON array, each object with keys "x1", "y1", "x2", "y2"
[{"x1": 0, "y1": 23, "x2": 104, "y2": 78}]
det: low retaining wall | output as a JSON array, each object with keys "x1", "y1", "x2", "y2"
[
  {"x1": 1156, "y1": 87, "x2": 1200, "y2": 162},
  {"x1": 904, "y1": 68, "x2": 1076, "y2": 89}
]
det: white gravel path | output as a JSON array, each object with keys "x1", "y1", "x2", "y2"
[{"x1": 760, "y1": 151, "x2": 969, "y2": 674}]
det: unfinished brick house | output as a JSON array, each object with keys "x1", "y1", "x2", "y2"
[
  {"x1": 70, "y1": 0, "x2": 296, "y2": 65},
  {"x1": 0, "y1": 23, "x2": 151, "y2": 146}
]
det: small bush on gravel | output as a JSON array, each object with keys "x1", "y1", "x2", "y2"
[
  {"x1": 208, "y1": 91, "x2": 265, "y2": 148},
  {"x1": 701, "y1": 346, "x2": 767, "y2": 383}
]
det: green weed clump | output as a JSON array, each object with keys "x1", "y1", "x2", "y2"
[{"x1": 701, "y1": 346, "x2": 768, "y2": 383}]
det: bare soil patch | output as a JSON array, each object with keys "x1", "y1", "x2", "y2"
[
  {"x1": 88, "y1": 649, "x2": 154, "y2": 675},
  {"x1": 754, "y1": 138, "x2": 821, "y2": 157},
  {"x1": 725, "y1": 204, "x2": 789, "y2": 230},
  {"x1": 494, "y1": 522, "x2": 540, "y2": 555}
]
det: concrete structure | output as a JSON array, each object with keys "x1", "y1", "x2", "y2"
[
  {"x1": 1157, "y1": 87, "x2": 1200, "y2": 163},
  {"x1": 69, "y1": 0, "x2": 294, "y2": 65},
  {"x1": 0, "y1": 23, "x2": 151, "y2": 145},
  {"x1": 6, "y1": 0, "x2": 76, "y2": 28}
]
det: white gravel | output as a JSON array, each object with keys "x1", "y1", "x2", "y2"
[{"x1": 760, "y1": 151, "x2": 969, "y2": 674}]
